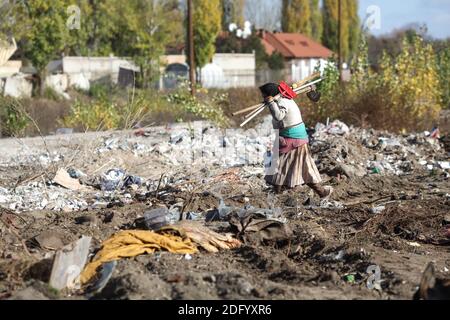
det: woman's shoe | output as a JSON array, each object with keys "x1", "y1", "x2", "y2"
[
  {"x1": 307, "y1": 183, "x2": 333, "y2": 200},
  {"x1": 275, "y1": 185, "x2": 282, "y2": 194},
  {"x1": 320, "y1": 186, "x2": 334, "y2": 200}
]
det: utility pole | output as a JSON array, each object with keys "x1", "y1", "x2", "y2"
[
  {"x1": 338, "y1": 0, "x2": 343, "y2": 81},
  {"x1": 187, "y1": 0, "x2": 196, "y2": 96}
]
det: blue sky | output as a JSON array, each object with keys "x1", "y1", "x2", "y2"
[
  {"x1": 358, "y1": 0, "x2": 450, "y2": 38},
  {"x1": 250, "y1": 0, "x2": 450, "y2": 39}
]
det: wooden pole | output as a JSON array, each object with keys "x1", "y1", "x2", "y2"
[
  {"x1": 240, "y1": 78, "x2": 323, "y2": 127},
  {"x1": 187, "y1": 0, "x2": 196, "y2": 96},
  {"x1": 231, "y1": 72, "x2": 321, "y2": 116}
]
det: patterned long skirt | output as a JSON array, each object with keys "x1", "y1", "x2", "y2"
[{"x1": 265, "y1": 144, "x2": 322, "y2": 188}]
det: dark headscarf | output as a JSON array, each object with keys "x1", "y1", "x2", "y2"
[{"x1": 259, "y1": 83, "x2": 279, "y2": 98}]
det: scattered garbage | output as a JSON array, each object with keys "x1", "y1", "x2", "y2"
[
  {"x1": 100, "y1": 169, "x2": 126, "y2": 191},
  {"x1": 344, "y1": 274, "x2": 356, "y2": 284},
  {"x1": 80, "y1": 228, "x2": 198, "y2": 285},
  {"x1": 370, "y1": 206, "x2": 386, "y2": 214},
  {"x1": 173, "y1": 220, "x2": 241, "y2": 253},
  {"x1": 229, "y1": 211, "x2": 292, "y2": 243},
  {"x1": 67, "y1": 168, "x2": 85, "y2": 179},
  {"x1": 144, "y1": 208, "x2": 169, "y2": 230},
  {"x1": 85, "y1": 261, "x2": 117, "y2": 298},
  {"x1": 49, "y1": 236, "x2": 92, "y2": 291},
  {"x1": 407, "y1": 242, "x2": 421, "y2": 247},
  {"x1": 34, "y1": 231, "x2": 65, "y2": 251},
  {"x1": 100, "y1": 169, "x2": 143, "y2": 191},
  {"x1": 320, "y1": 250, "x2": 346, "y2": 263},
  {"x1": 311, "y1": 118, "x2": 446, "y2": 177},
  {"x1": 206, "y1": 199, "x2": 234, "y2": 222},
  {"x1": 414, "y1": 262, "x2": 450, "y2": 300},
  {"x1": 315, "y1": 120, "x2": 350, "y2": 136},
  {"x1": 0, "y1": 117, "x2": 447, "y2": 215},
  {"x1": 438, "y1": 162, "x2": 450, "y2": 170},
  {"x1": 53, "y1": 168, "x2": 84, "y2": 191},
  {"x1": 318, "y1": 200, "x2": 345, "y2": 210},
  {"x1": 1, "y1": 116, "x2": 449, "y2": 300},
  {"x1": 80, "y1": 220, "x2": 241, "y2": 285},
  {"x1": 0, "y1": 182, "x2": 89, "y2": 212}
]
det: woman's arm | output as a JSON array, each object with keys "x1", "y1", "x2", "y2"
[{"x1": 265, "y1": 97, "x2": 287, "y2": 121}]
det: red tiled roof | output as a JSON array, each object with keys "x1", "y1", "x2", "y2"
[{"x1": 260, "y1": 31, "x2": 333, "y2": 59}]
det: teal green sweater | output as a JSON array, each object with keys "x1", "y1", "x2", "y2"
[{"x1": 280, "y1": 123, "x2": 308, "y2": 140}]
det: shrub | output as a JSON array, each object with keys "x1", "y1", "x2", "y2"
[
  {"x1": 166, "y1": 88, "x2": 230, "y2": 128},
  {"x1": 42, "y1": 87, "x2": 63, "y2": 101},
  {"x1": 88, "y1": 83, "x2": 114, "y2": 100},
  {"x1": 0, "y1": 96, "x2": 29, "y2": 137},
  {"x1": 436, "y1": 46, "x2": 450, "y2": 109},
  {"x1": 61, "y1": 98, "x2": 121, "y2": 131},
  {"x1": 61, "y1": 83, "x2": 231, "y2": 133},
  {"x1": 267, "y1": 52, "x2": 285, "y2": 70},
  {"x1": 376, "y1": 36, "x2": 442, "y2": 130},
  {"x1": 120, "y1": 92, "x2": 153, "y2": 129},
  {"x1": 302, "y1": 35, "x2": 443, "y2": 132}
]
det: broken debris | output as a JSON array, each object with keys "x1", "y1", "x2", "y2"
[
  {"x1": 49, "y1": 236, "x2": 92, "y2": 291},
  {"x1": 53, "y1": 168, "x2": 84, "y2": 191}
]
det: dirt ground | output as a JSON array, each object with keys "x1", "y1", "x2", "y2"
[{"x1": 0, "y1": 122, "x2": 449, "y2": 300}]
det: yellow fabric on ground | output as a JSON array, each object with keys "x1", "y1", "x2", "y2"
[{"x1": 80, "y1": 229, "x2": 198, "y2": 284}]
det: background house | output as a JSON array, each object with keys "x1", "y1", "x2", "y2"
[
  {"x1": 0, "y1": 38, "x2": 32, "y2": 98},
  {"x1": 160, "y1": 52, "x2": 256, "y2": 90},
  {"x1": 259, "y1": 30, "x2": 333, "y2": 82}
]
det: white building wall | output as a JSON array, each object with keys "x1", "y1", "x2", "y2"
[
  {"x1": 49, "y1": 54, "x2": 255, "y2": 90},
  {"x1": 0, "y1": 60, "x2": 22, "y2": 78},
  {"x1": 290, "y1": 58, "x2": 327, "y2": 82},
  {"x1": 202, "y1": 53, "x2": 256, "y2": 89},
  {"x1": 62, "y1": 56, "x2": 139, "y2": 84}
]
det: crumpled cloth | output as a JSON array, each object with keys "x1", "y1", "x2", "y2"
[
  {"x1": 80, "y1": 228, "x2": 197, "y2": 284},
  {"x1": 165, "y1": 220, "x2": 241, "y2": 253},
  {"x1": 229, "y1": 212, "x2": 292, "y2": 243},
  {"x1": 80, "y1": 222, "x2": 241, "y2": 285}
]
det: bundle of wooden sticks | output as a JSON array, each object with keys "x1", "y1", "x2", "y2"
[{"x1": 232, "y1": 72, "x2": 323, "y2": 127}]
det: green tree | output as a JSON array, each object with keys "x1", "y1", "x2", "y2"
[
  {"x1": 346, "y1": 0, "x2": 360, "y2": 60},
  {"x1": 190, "y1": 0, "x2": 222, "y2": 69},
  {"x1": 310, "y1": 0, "x2": 322, "y2": 41},
  {"x1": 267, "y1": 52, "x2": 285, "y2": 70},
  {"x1": 222, "y1": 0, "x2": 245, "y2": 30},
  {"x1": 67, "y1": 0, "x2": 118, "y2": 56},
  {"x1": 0, "y1": 0, "x2": 27, "y2": 42},
  {"x1": 215, "y1": 29, "x2": 268, "y2": 69},
  {"x1": 340, "y1": 0, "x2": 350, "y2": 61},
  {"x1": 110, "y1": 0, "x2": 183, "y2": 87},
  {"x1": 282, "y1": 0, "x2": 312, "y2": 36},
  {"x1": 349, "y1": 34, "x2": 371, "y2": 94},
  {"x1": 322, "y1": 0, "x2": 338, "y2": 52},
  {"x1": 20, "y1": 0, "x2": 69, "y2": 95},
  {"x1": 377, "y1": 35, "x2": 442, "y2": 129},
  {"x1": 435, "y1": 45, "x2": 450, "y2": 108},
  {"x1": 311, "y1": 56, "x2": 340, "y2": 120},
  {"x1": 322, "y1": 0, "x2": 359, "y2": 62}
]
